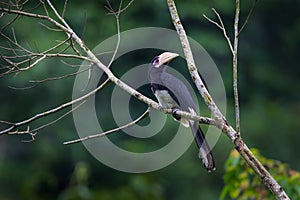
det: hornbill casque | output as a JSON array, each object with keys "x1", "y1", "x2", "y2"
[{"x1": 148, "y1": 52, "x2": 215, "y2": 172}]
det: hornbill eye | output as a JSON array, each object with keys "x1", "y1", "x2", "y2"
[{"x1": 152, "y1": 56, "x2": 160, "y2": 66}]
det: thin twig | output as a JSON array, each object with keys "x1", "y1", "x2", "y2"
[
  {"x1": 29, "y1": 67, "x2": 89, "y2": 84},
  {"x1": 8, "y1": 84, "x2": 38, "y2": 90},
  {"x1": 203, "y1": 8, "x2": 234, "y2": 55},
  {"x1": 46, "y1": 0, "x2": 72, "y2": 31},
  {"x1": 7, "y1": 100, "x2": 85, "y2": 136},
  {"x1": 0, "y1": 27, "x2": 74, "y2": 77},
  {"x1": 23, "y1": 1, "x2": 39, "y2": 13},
  {"x1": 0, "y1": 120, "x2": 14, "y2": 125},
  {"x1": 62, "y1": 0, "x2": 68, "y2": 18},
  {"x1": 39, "y1": 22, "x2": 63, "y2": 32},
  {"x1": 42, "y1": 53, "x2": 91, "y2": 60},
  {"x1": 63, "y1": 107, "x2": 150, "y2": 145},
  {"x1": 106, "y1": 0, "x2": 135, "y2": 15},
  {"x1": 105, "y1": 0, "x2": 122, "y2": 68},
  {"x1": 69, "y1": 37, "x2": 82, "y2": 56},
  {"x1": 238, "y1": 0, "x2": 257, "y2": 36},
  {"x1": 0, "y1": 78, "x2": 110, "y2": 135},
  {"x1": 0, "y1": 14, "x2": 20, "y2": 31},
  {"x1": 0, "y1": 7, "x2": 71, "y2": 34},
  {"x1": 21, "y1": 127, "x2": 37, "y2": 143},
  {"x1": 40, "y1": 0, "x2": 49, "y2": 16},
  {"x1": 60, "y1": 60, "x2": 85, "y2": 68},
  {"x1": 20, "y1": 54, "x2": 46, "y2": 71},
  {"x1": 31, "y1": 100, "x2": 86, "y2": 133}
]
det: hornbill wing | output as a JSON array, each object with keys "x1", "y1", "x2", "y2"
[{"x1": 160, "y1": 72, "x2": 215, "y2": 172}]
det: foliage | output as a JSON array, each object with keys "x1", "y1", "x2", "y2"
[
  {"x1": 221, "y1": 149, "x2": 300, "y2": 200},
  {"x1": 58, "y1": 162, "x2": 164, "y2": 200}
]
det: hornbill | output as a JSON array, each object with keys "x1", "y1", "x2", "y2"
[{"x1": 148, "y1": 52, "x2": 215, "y2": 172}]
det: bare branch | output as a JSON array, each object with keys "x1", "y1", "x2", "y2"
[
  {"x1": 0, "y1": 78, "x2": 109, "y2": 135},
  {"x1": 0, "y1": 120, "x2": 14, "y2": 125},
  {"x1": 29, "y1": 67, "x2": 90, "y2": 84},
  {"x1": 8, "y1": 126, "x2": 37, "y2": 143},
  {"x1": 7, "y1": 100, "x2": 84, "y2": 138},
  {"x1": 0, "y1": 14, "x2": 20, "y2": 31},
  {"x1": 106, "y1": 0, "x2": 135, "y2": 15},
  {"x1": 21, "y1": 132, "x2": 37, "y2": 142},
  {"x1": 203, "y1": 8, "x2": 234, "y2": 55},
  {"x1": 46, "y1": 0, "x2": 72, "y2": 31},
  {"x1": 62, "y1": 0, "x2": 68, "y2": 18},
  {"x1": 69, "y1": 37, "x2": 82, "y2": 56},
  {"x1": 40, "y1": 0, "x2": 50, "y2": 16},
  {"x1": 80, "y1": 0, "x2": 125, "y2": 91},
  {"x1": 1, "y1": 54, "x2": 46, "y2": 77},
  {"x1": 60, "y1": 60, "x2": 84, "y2": 68},
  {"x1": 18, "y1": 54, "x2": 46, "y2": 71},
  {"x1": 0, "y1": 8, "x2": 70, "y2": 34},
  {"x1": 21, "y1": 128, "x2": 37, "y2": 143},
  {"x1": 105, "y1": 0, "x2": 122, "y2": 68},
  {"x1": 8, "y1": 84, "x2": 38, "y2": 90},
  {"x1": 0, "y1": 31, "x2": 88, "y2": 78},
  {"x1": 203, "y1": 1, "x2": 257, "y2": 135},
  {"x1": 233, "y1": 0, "x2": 240, "y2": 135},
  {"x1": 0, "y1": 1, "x2": 291, "y2": 199},
  {"x1": 238, "y1": 0, "x2": 257, "y2": 36},
  {"x1": 38, "y1": 22, "x2": 63, "y2": 32},
  {"x1": 168, "y1": 1, "x2": 231, "y2": 134},
  {"x1": 167, "y1": 0, "x2": 290, "y2": 199},
  {"x1": 63, "y1": 106, "x2": 150, "y2": 145},
  {"x1": 31, "y1": 100, "x2": 86, "y2": 133}
]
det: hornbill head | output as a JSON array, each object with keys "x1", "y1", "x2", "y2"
[{"x1": 151, "y1": 52, "x2": 179, "y2": 68}]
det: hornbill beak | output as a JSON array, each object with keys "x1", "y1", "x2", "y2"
[{"x1": 157, "y1": 52, "x2": 179, "y2": 66}]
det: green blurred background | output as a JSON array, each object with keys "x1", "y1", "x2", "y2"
[{"x1": 0, "y1": 0, "x2": 299, "y2": 199}]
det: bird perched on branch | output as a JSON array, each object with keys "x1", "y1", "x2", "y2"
[{"x1": 148, "y1": 52, "x2": 215, "y2": 172}]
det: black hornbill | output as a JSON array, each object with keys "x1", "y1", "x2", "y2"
[{"x1": 148, "y1": 52, "x2": 215, "y2": 172}]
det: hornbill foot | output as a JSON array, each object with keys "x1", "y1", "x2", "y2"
[
  {"x1": 157, "y1": 105, "x2": 164, "y2": 111},
  {"x1": 172, "y1": 108, "x2": 181, "y2": 120}
]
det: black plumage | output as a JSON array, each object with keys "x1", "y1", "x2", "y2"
[{"x1": 148, "y1": 52, "x2": 215, "y2": 172}]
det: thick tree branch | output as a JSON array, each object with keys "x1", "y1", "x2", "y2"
[{"x1": 166, "y1": 0, "x2": 289, "y2": 199}]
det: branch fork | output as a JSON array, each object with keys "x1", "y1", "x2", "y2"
[{"x1": 167, "y1": 0, "x2": 289, "y2": 199}]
